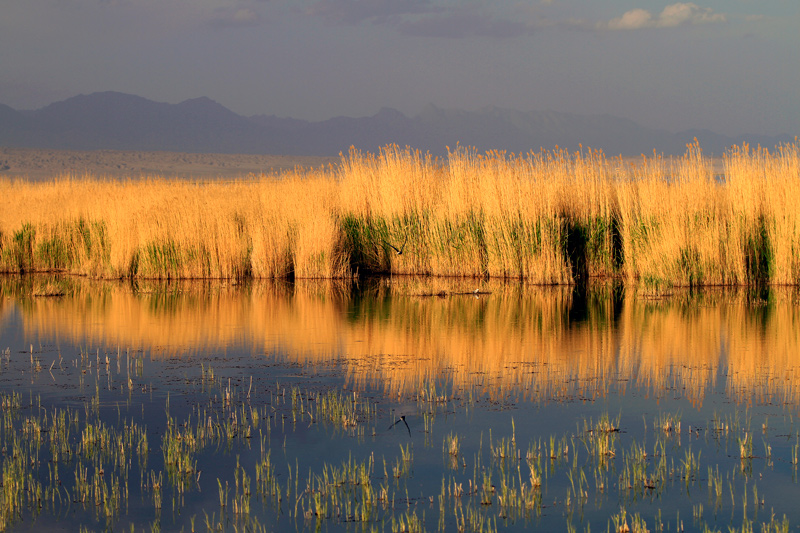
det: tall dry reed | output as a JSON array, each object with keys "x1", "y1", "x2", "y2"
[
  {"x1": 1, "y1": 140, "x2": 798, "y2": 285},
  {"x1": 0, "y1": 171, "x2": 349, "y2": 279}
]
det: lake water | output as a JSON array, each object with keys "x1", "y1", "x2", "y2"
[{"x1": 1, "y1": 275, "x2": 799, "y2": 532}]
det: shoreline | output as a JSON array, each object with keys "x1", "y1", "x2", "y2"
[{"x1": 0, "y1": 146, "x2": 339, "y2": 180}]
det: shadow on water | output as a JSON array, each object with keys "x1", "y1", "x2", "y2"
[{"x1": 2, "y1": 273, "x2": 800, "y2": 532}]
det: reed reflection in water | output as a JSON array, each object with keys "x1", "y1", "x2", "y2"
[{"x1": 2, "y1": 275, "x2": 800, "y2": 407}]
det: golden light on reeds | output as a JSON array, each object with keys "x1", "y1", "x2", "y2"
[
  {"x1": 1, "y1": 140, "x2": 798, "y2": 285},
  {"x1": 5, "y1": 276, "x2": 800, "y2": 407}
]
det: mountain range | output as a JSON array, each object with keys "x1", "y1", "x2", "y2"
[{"x1": 0, "y1": 91, "x2": 793, "y2": 157}]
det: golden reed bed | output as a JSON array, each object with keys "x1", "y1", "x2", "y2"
[
  {"x1": 0, "y1": 141, "x2": 799, "y2": 286},
  {"x1": 6, "y1": 276, "x2": 800, "y2": 406}
]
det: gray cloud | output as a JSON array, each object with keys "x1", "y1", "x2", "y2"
[
  {"x1": 397, "y1": 9, "x2": 533, "y2": 39},
  {"x1": 306, "y1": 0, "x2": 434, "y2": 25},
  {"x1": 604, "y1": 3, "x2": 726, "y2": 30},
  {"x1": 304, "y1": 1, "x2": 726, "y2": 39},
  {"x1": 305, "y1": 1, "x2": 531, "y2": 39},
  {"x1": 208, "y1": 7, "x2": 263, "y2": 28}
]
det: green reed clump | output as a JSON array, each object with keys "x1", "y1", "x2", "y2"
[
  {"x1": 140, "y1": 241, "x2": 183, "y2": 279},
  {"x1": 340, "y1": 215, "x2": 393, "y2": 274},
  {"x1": 7, "y1": 223, "x2": 36, "y2": 273},
  {"x1": 36, "y1": 234, "x2": 69, "y2": 271},
  {"x1": 11, "y1": 219, "x2": 111, "y2": 275}
]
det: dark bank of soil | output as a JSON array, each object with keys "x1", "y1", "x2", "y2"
[{"x1": 0, "y1": 146, "x2": 339, "y2": 180}]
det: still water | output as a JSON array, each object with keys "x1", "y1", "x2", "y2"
[{"x1": 1, "y1": 275, "x2": 799, "y2": 532}]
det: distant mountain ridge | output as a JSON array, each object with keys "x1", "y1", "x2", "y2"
[{"x1": 0, "y1": 91, "x2": 793, "y2": 157}]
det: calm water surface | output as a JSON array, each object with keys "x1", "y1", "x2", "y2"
[{"x1": 1, "y1": 275, "x2": 799, "y2": 532}]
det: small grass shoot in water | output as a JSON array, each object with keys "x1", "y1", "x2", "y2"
[{"x1": 0, "y1": 339, "x2": 799, "y2": 531}]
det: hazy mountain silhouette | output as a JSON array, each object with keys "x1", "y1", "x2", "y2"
[{"x1": 0, "y1": 91, "x2": 793, "y2": 157}]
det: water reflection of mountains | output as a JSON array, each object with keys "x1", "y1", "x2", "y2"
[{"x1": 3, "y1": 275, "x2": 800, "y2": 406}]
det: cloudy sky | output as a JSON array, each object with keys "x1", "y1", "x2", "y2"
[{"x1": 1, "y1": 0, "x2": 797, "y2": 136}]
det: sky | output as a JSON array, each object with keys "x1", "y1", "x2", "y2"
[{"x1": 1, "y1": 0, "x2": 798, "y2": 136}]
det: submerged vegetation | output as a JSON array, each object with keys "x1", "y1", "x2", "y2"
[
  {"x1": 0, "y1": 345, "x2": 797, "y2": 532},
  {"x1": 1, "y1": 140, "x2": 799, "y2": 286}
]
